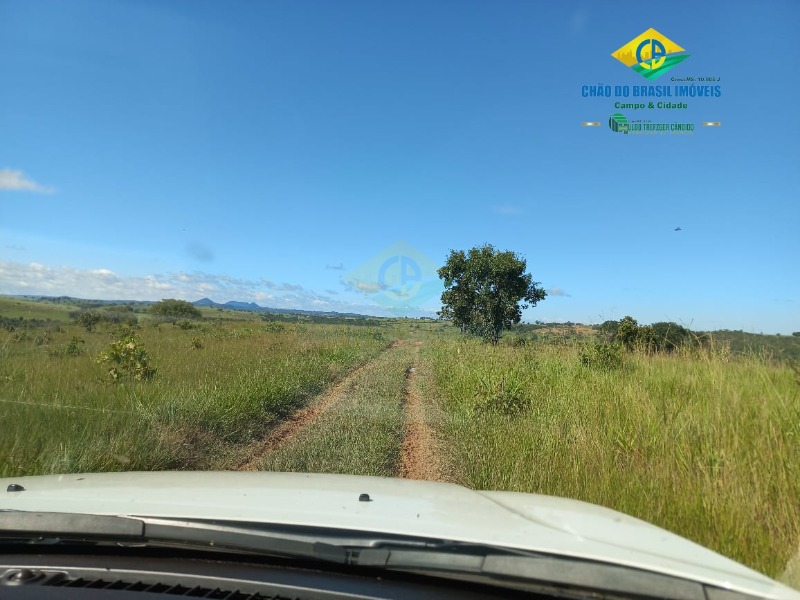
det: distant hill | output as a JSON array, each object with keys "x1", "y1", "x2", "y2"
[
  {"x1": 5, "y1": 295, "x2": 153, "y2": 308},
  {"x1": 0, "y1": 295, "x2": 373, "y2": 320},
  {"x1": 191, "y1": 297, "x2": 371, "y2": 319},
  {"x1": 698, "y1": 329, "x2": 800, "y2": 362}
]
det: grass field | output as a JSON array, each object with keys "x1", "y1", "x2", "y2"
[
  {"x1": 426, "y1": 337, "x2": 800, "y2": 580},
  {"x1": 1, "y1": 296, "x2": 798, "y2": 584},
  {"x1": 0, "y1": 298, "x2": 390, "y2": 475}
]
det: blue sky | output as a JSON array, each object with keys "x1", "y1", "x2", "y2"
[{"x1": 1, "y1": 0, "x2": 798, "y2": 333}]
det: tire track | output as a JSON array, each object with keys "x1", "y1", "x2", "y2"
[
  {"x1": 399, "y1": 345, "x2": 442, "y2": 481},
  {"x1": 236, "y1": 342, "x2": 400, "y2": 471}
]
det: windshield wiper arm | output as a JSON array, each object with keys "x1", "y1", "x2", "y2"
[
  {"x1": 351, "y1": 548, "x2": 709, "y2": 600},
  {"x1": 0, "y1": 511, "x2": 753, "y2": 600},
  {"x1": 0, "y1": 511, "x2": 346, "y2": 564},
  {"x1": 0, "y1": 510, "x2": 143, "y2": 538},
  {"x1": 142, "y1": 517, "x2": 347, "y2": 563}
]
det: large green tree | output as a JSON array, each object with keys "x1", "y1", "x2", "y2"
[
  {"x1": 438, "y1": 244, "x2": 546, "y2": 344},
  {"x1": 148, "y1": 299, "x2": 201, "y2": 320}
]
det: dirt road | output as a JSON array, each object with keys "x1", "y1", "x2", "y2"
[
  {"x1": 398, "y1": 345, "x2": 441, "y2": 480},
  {"x1": 235, "y1": 338, "x2": 442, "y2": 480}
]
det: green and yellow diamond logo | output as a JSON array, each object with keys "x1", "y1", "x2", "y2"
[{"x1": 611, "y1": 28, "x2": 690, "y2": 80}]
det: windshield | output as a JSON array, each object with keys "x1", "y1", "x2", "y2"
[{"x1": 1, "y1": 0, "x2": 798, "y2": 593}]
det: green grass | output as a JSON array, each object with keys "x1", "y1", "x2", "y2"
[
  {"x1": 2, "y1": 299, "x2": 798, "y2": 584},
  {"x1": 0, "y1": 318, "x2": 390, "y2": 476},
  {"x1": 255, "y1": 340, "x2": 417, "y2": 476},
  {"x1": 427, "y1": 337, "x2": 800, "y2": 579},
  {"x1": 0, "y1": 296, "x2": 77, "y2": 321}
]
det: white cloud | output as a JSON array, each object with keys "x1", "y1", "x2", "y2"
[
  {"x1": 259, "y1": 277, "x2": 306, "y2": 292},
  {"x1": 0, "y1": 169, "x2": 55, "y2": 194},
  {"x1": 0, "y1": 260, "x2": 438, "y2": 317},
  {"x1": 90, "y1": 268, "x2": 117, "y2": 278},
  {"x1": 492, "y1": 204, "x2": 524, "y2": 216}
]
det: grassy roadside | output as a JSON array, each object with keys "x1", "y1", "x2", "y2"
[
  {"x1": 254, "y1": 340, "x2": 418, "y2": 476},
  {"x1": 426, "y1": 337, "x2": 800, "y2": 580},
  {"x1": 0, "y1": 319, "x2": 389, "y2": 476}
]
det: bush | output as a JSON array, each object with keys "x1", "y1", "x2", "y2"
[
  {"x1": 598, "y1": 319, "x2": 619, "y2": 341},
  {"x1": 102, "y1": 307, "x2": 139, "y2": 326},
  {"x1": 602, "y1": 316, "x2": 695, "y2": 354},
  {"x1": 148, "y1": 299, "x2": 201, "y2": 320},
  {"x1": 190, "y1": 337, "x2": 203, "y2": 349},
  {"x1": 74, "y1": 310, "x2": 102, "y2": 332},
  {"x1": 0, "y1": 316, "x2": 23, "y2": 332},
  {"x1": 64, "y1": 336, "x2": 85, "y2": 356},
  {"x1": 636, "y1": 325, "x2": 655, "y2": 353},
  {"x1": 510, "y1": 335, "x2": 527, "y2": 347},
  {"x1": 580, "y1": 341, "x2": 624, "y2": 370},
  {"x1": 616, "y1": 316, "x2": 640, "y2": 351},
  {"x1": 649, "y1": 321, "x2": 692, "y2": 353},
  {"x1": 97, "y1": 332, "x2": 156, "y2": 382}
]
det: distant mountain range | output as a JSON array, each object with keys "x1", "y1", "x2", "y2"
[
  {"x1": 3, "y1": 295, "x2": 373, "y2": 319},
  {"x1": 192, "y1": 297, "x2": 371, "y2": 318}
]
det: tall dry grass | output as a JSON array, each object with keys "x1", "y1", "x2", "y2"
[{"x1": 428, "y1": 336, "x2": 800, "y2": 579}]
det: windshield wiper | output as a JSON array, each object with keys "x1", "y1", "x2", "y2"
[
  {"x1": 351, "y1": 548, "x2": 709, "y2": 600},
  {"x1": 0, "y1": 510, "x2": 347, "y2": 564},
  {"x1": 0, "y1": 510, "x2": 143, "y2": 539},
  {"x1": 0, "y1": 511, "x2": 756, "y2": 600}
]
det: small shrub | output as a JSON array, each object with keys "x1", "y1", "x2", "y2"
[
  {"x1": 176, "y1": 319, "x2": 195, "y2": 330},
  {"x1": 190, "y1": 337, "x2": 203, "y2": 350},
  {"x1": 580, "y1": 341, "x2": 624, "y2": 371},
  {"x1": 97, "y1": 333, "x2": 156, "y2": 382},
  {"x1": 0, "y1": 316, "x2": 23, "y2": 332},
  {"x1": 64, "y1": 336, "x2": 85, "y2": 356},
  {"x1": 74, "y1": 310, "x2": 102, "y2": 332},
  {"x1": 102, "y1": 307, "x2": 139, "y2": 326}
]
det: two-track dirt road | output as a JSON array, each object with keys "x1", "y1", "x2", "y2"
[{"x1": 236, "y1": 338, "x2": 442, "y2": 480}]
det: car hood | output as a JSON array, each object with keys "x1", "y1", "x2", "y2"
[{"x1": 1, "y1": 471, "x2": 797, "y2": 600}]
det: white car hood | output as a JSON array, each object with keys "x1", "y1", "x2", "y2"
[{"x1": 1, "y1": 471, "x2": 797, "y2": 600}]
